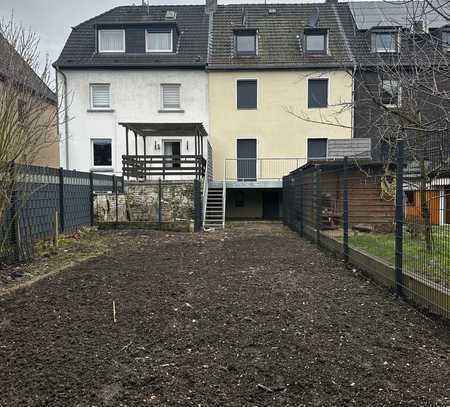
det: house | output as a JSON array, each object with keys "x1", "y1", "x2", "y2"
[
  {"x1": 55, "y1": 0, "x2": 375, "y2": 230},
  {"x1": 53, "y1": 4, "x2": 211, "y2": 177},
  {"x1": 205, "y1": 0, "x2": 362, "y2": 225},
  {"x1": 0, "y1": 33, "x2": 59, "y2": 168}
]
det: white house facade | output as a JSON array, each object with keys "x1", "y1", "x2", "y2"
[{"x1": 57, "y1": 69, "x2": 209, "y2": 175}]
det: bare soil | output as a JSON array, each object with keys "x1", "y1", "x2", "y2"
[{"x1": 0, "y1": 223, "x2": 449, "y2": 406}]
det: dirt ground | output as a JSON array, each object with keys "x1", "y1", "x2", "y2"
[{"x1": 0, "y1": 223, "x2": 449, "y2": 406}]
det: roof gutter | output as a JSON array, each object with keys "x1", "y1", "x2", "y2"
[{"x1": 55, "y1": 66, "x2": 70, "y2": 169}]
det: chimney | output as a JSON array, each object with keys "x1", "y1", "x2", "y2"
[{"x1": 206, "y1": 0, "x2": 217, "y2": 14}]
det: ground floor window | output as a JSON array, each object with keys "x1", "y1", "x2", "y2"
[
  {"x1": 307, "y1": 138, "x2": 327, "y2": 160},
  {"x1": 92, "y1": 139, "x2": 112, "y2": 167}
]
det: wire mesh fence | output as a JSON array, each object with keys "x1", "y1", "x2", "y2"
[
  {"x1": 283, "y1": 146, "x2": 450, "y2": 320},
  {"x1": 0, "y1": 163, "x2": 122, "y2": 263}
]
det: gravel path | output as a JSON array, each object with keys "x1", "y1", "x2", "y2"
[{"x1": 0, "y1": 223, "x2": 449, "y2": 406}]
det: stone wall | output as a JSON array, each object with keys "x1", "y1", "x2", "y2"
[{"x1": 94, "y1": 180, "x2": 199, "y2": 230}]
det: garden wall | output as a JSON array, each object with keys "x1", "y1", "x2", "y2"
[{"x1": 94, "y1": 180, "x2": 202, "y2": 231}]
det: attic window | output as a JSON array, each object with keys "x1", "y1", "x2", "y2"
[
  {"x1": 371, "y1": 31, "x2": 398, "y2": 53},
  {"x1": 146, "y1": 27, "x2": 173, "y2": 52},
  {"x1": 268, "y1": 8, "x2": 277, "y2": 15},
  {"x1": 165, "y1": 10, "x2": 177, "y2": 20},
  {"x1": 235, "y1": 30, "x2": 257, "y2": 56},
  {"x1": 304, "y1": 29, "x2": 327, "y2": 54},
  {"x1": 98, "y1": 29, "x2": 125, "y2": 53}
]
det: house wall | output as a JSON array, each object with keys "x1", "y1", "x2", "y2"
[
  {"x1": 58, "y1": 69, "x2": 209, "y2": 175},
  {"x1": 208, "y1": 69, "x2": 353, "y2": 181}
]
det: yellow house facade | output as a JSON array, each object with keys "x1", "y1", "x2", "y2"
[{"x1": 208, "y1": 69, "x2": 353, "y2": 181}]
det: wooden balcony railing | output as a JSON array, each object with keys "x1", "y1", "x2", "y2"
[{"x1": 122, "y1": 155, "x2": 206, "y2": 180}]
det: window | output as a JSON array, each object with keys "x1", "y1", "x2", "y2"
[
  {"x1": 90, "y1": 84, "x2": 111, "y2": 109},
  {"x1": 444, "y1": 31, "x2": 450, "y2": 50},
  {"x1": 17, "y1": 99, "x2": 26, "y2": 123},
  {"x1": 161, "y1": 84, "x2": 181, "y2": 109},
  {"x1": 237, "y1": 80, "x2": 257, "y2": 109},
  {"x1": 146, "y1": 28, "x2": 173, "y2": 52},
  {"x1": 235, "y1": 30, "x2": 257, "y2": 56},
  {"x1": 305, "y1": 30, "x2": 327, "y2": 54},
  {"x1": 92, "y1": 139, "x2": 112, "y2": 167},
  {"x1": 381, "y1": 79, "x2": 400, "y2": 106},
  {"x1": 98, "y1": 30, "x2": 125, "y2": 52},
  {"x1": 308, "y1": 138, "x2": 327, "y2": 160},
  {"x1": 371, "y1": 31, "x2": 398, "y2": 53},
  {"x1": 405, "y1": 191, "x2": 416, "y2": 207},
  {"x1": 308, "y1": 79, "x2": 328, "y2": 108}
]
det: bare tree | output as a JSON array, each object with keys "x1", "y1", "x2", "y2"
[
  {"x1": 0, "y1": 16, "x2": 61, "y2": 257},
  {"x1": 289, "y1": 0, "x2": 449, "y2": 251}
]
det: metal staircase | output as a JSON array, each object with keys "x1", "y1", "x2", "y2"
[{"x1": 203, "y1": 184, "x2": 225, "y2": 230}]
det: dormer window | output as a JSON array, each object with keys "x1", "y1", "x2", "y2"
[
  {"x1": 98, "y1": 29, "x2": 125, "y2": 53},
  {"x1": 304, "y1": 29, "x2": 327, "y2": 55},
  {"x1": 371, "y1": 31, "x2": 398, "y2": 53},
  {"x1": 146, "y1": 27, "x2": 173, "y2": 53},
  {"x1": 234, "y1": 30, "x2": 257, "y2": 56},
  {"x1": 444, "y1": 31, "x2": 450, "y2": 51}
]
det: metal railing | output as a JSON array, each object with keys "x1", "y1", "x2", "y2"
[
  {"x1": 122, "y1": 154, "x2": 206, "y2": 180},
  {"x1": 224, "y1": 158, "x2": 305, "y2": 182}
]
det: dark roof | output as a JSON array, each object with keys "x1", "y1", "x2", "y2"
[
  {"x1": 0, "y1": 34, "x2": 56, "y2": 104},
  {"x1": 350, "y1": 1, "x2": 448, "y2": 30},
  {"x1": 208, "y1": 3, "x2": 355, "y2": 69},
  {"x1": 54, "y1": 5, "x2": 210, "y2": 69}
]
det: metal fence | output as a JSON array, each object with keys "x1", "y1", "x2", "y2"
[
  {"x1": 1, "y1": 163, "x2": 123, "y2": 262},
  {"x1": 283, "y1": 142, "x2": 449, "y2": 320}
]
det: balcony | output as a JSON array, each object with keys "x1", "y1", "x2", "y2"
[
  {"x1": 224, "y1": 158, "x2": 305, "y2": 188},
  {"x1": 122, "y1": 154, "x2": 206, "y2": 180}
]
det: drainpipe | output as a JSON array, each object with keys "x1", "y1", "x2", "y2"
[{"x1": 55, "y1": 66, "x2": 70, "y2": 169}]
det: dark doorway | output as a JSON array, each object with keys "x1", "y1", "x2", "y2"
[
  {"x1": 237, "y1": 139, "x2": 256, "y2": 181},
  {"x1": 263, "y1": 190, "x2": 280, "y2": 220},
  {"x1": 164, "y1": 141, "x2": 181, "y2": 168}
]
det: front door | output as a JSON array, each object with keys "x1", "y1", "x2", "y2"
[
  {"x1": 164, "y1": 141, "x2": 181, "y2": 168},
  {"x1": 263, "y1": 190, "x2": 280, "y2": 220},
  {"x1": 237, "y1": 139, "x2": 256, "y2": 181}
]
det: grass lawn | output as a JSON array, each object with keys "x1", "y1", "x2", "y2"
[{"x1": 348, "y1": 228, "x2": 450, "y2": 287}]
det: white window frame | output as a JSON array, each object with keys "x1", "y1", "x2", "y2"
[
  {"x1": 91, "y1": 138, "x2": 113, "y2": 170},
  {"x1": 146, "y1": 29, "x2": 173, "y2": 53},
  {"x1": 89, "y1": 83, "x2": 111, "y2": 110},
  {"x1": 372, "y1": 31, "x2": 398, "y2": 53},
  {"x1": 160, "y1": 83, "x2": 182, "y2": 110},
  {"x1": 98, "y1": 29, "x2": 125, "y2": 53},
  {"x1": 306, "y1": 137, "x2": 328, "y2": 160},
  {"x1": 235, "y1": 78, "x2": 259, "y2": 110},
  {"x1": 307, "y1": 77, "x2": 330, "y2": 109},
  {"x1": 381, "y1": 79, "x2": 401, "y2": 108}
]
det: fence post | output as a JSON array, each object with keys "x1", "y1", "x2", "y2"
[
  {"x1": 343, "y1": 157, "x2": 349, "y2": 264},
  {"x1": 315, "y1": 167, "x2": 322, "y2": 247},
  {"x1": 193, "y1": 179, "x2": 202, "y2": 232},
  {"x1": 395, "y1": 139, "x2": 404, "y2": 296},
  {"x1": 299, "y1": 170, "x2": 304, "y2": 237},
  {"x1": 158, "y1": 177, "x2": 162, "y2": 229},
  {"x1": 8, "y1": 161, "x2": 20, "y2": 261},
  {"x1": 59, "y1": 167, "x2": 65, "y2": 233},
  {"x1": 113, "y1": 175, "x2": 118, "y2": 226},
  {"x1": 89, "y1": 172, "x2": 94, "y2": 226}
]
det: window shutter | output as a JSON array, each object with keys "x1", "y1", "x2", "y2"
[
  {"x1": 91, "y1": 84, "x2": 111, "y2": 109},
  {"x1": 162, "y1": 84, "x2": 180, "y2": 109}
]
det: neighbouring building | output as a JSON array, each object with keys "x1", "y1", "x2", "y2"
[
  {"x1": 54, "y1": 4, "x2": 210, "y2": 176},
  {"x1": 0, "y1": 33, "x2": 59, "y2": 168},
  {"x1": 349, "y1": 1, "x2": 450, "y2": 225}
]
